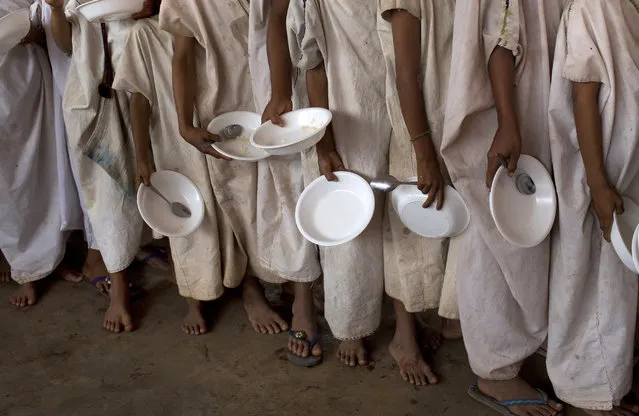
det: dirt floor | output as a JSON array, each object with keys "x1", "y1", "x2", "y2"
[{"x1": 0, "y1": 262, "x2": 586, "y2": 416}]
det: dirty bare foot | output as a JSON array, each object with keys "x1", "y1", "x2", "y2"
[
  {"x1": 289, "y1": 282, "x2": 322, "y2": 359},
  {"x1": 391, "y1": 299, "x2": 438, "y2": 385},
  {"x1": 337, "y1": 339, "x2": 368, "y2": 367},
  {"x1": 182, "y1": 298, "x2": 208, "y2": 335},
  {"x1": 10, "y1": 282, "x2": 37, "y2": 308},
  {"x1": 477, "y1": 377, "x2": 563, "y2": 416},
  {"x1": 103, "y1": 272, "x2": 133, "y2": 333},
  {"x1": 242, "y1": 275, "x2": 288, "y2": 334},
  {"x1": 136, "y1": 247, "x2": 170, "y2": 271},
  {"x1": 58, "y1": 265, "x2": 84, "y2": 283},
  {"x1": 420, "y1": 325, "x2": 443, "y2": 352},
  {"x1": 83, "y1": 249, "x2": 110, "y2": 294},
  {"x1": 441, "y1": 318, "x2": 463, "y2": 340}
]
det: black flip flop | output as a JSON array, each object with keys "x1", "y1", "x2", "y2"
[{"x1": 287, "y1": 330, "x2": 323, "y2": 368}]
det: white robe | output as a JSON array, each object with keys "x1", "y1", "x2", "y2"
[
  {"x1": 440, "y1": 0, "x2": 564, "y2": 379},
  {"x1": 113, "y1": 17, "x2": 239, "y2": 300},
  {"x1": 248, "y1": 0, "x2": 321, "y2": 283},
  {"x1": 159, "y1": 0, "x2": 283, "y2": 284},
  {"x1": 377, "y1": 0, "x2": 460, "y2": 318},
  {"x1": 547, "y1": 0, "x2": 639, "y2": 410},
  {"x1": 63, "y1": 1, "x2": 143, "y2": 273},
  {"x1": 0, "y1": 0, "x2": 66, "y2": 283},
  {"x1": 288, "y1": 0, "x2": 390, "y2": 340},
  {"x1": 40, "y1": 0, "x2": 92, "y2": 242}
]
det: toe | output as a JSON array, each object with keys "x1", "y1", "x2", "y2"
[
  {"x1": 311, "y1": 342, "x2": 322, "y2": 357},
  {"x1": 417, "y1": 372, "x2": 427, "y2": 386},
  {"x1": 275, "y1": 317, "x2": 289, "y2": 332},
  {"x1": 300, "y1": 342, "x2": 309, "y2": 358},
  {"x1": 547, "y1": 400, "x2": 563, "y2": 412},
  {"x1": 424, "y1": 367, "x2": 438, "y2": 384},
  {"x1": 399, "y1": 370, "x2": 409, "y2": 382},
  {"x1": 407, "y1": 372, "x2": 416, "y2": 385}
]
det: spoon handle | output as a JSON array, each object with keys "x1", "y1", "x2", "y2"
[{"x1": 148, "y1": 185, "x2": 171, "y2": 206}]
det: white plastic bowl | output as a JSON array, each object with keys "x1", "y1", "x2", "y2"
[
  {"x1": 0, "y1": 9, "x2": 30, "y2": 54},
  {"x1": 251, "y1": 108, "x2": 332, "y2": 156},
  {"x1": 614, "y1": 197, "x2": 639, "y2": 273},
  {"x1": 77, "y1": 0, "x2": 145, "y2": 22},
  {"x1": 295, "y1": 171, "x2": 375, "y2": 247},
  {"x1": 207, "y1": 111, "x2": 269, "y2": 162},
  {"x1": 630, "y1": 224, "x2": 639, "y2": 274},
  {"x1": 137, "y1": 170, "x2": 205, "y2": 238},
  {"x1": 490, "y1": 155, "x2": 557, "y2": 248},
  {"x1": 391, "y1": 180, "x2": 470, "y2": 238}
]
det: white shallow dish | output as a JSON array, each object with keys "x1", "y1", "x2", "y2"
[
  {"x1": 296, "y1": 171, "x2": 375, "y2": 247},
  {"x1": 615, "y1": 197, "x2": 639, "y2": 273},
  {"x1": 207, "y1": 111, "x2": 268, "y2": 162},
  {"x1": 631, "y1": 224, "x2": 639, "y2": 275},
  {"x1": 490, "y1": 155, "x2": 557, "y2": 248},
  {"x1": 391, "y1": 180, "x2": 470, "y2": 238},
  {"x1": 77, "y1": 0, "x2": 145, "y2": 22},
  {"x1": 137, "y1": 170, "x2": 205, "y2": 238},
  {"x1": 251, "y1": 108, "x2": 332, "y2": 156},
  {"x1": 0, "y1": 9, "x2": 30, "y2": 54}
]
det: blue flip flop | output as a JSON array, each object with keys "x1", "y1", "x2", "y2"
[
  {"x1": 287, "y1": 330, "x2": 323, "y2": 368},
  {"x1": 87, "y1": 276, "x2": 144, "y2": 299},
  {"x1": 467, "y1": 384, "x2": 563, "y2": 416}
]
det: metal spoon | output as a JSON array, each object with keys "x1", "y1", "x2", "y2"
[
  {"x1": 147, "y1": 185, "x2": 192, "y2": 218},
  {"x1": 219, "y1": 124, "x2": 243, "y2": 141},
  {"x1": 370, "y1": 176, "x2": 419, "y2": 192},
  {"x1": 497, "y1": 154, "x2": 536, "y2": 195}
]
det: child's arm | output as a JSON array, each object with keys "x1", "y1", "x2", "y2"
[
  {"x1": 306, "y1": 62, "x2": 343, "y2": 181},
  {"x1": 485, "y1": 46, "x2": 521, "y2": 188},
  {"x1": 130, "y1": 93, "x2": 154, "y2": 188},
  {"x1": 390, "y1": 9, "x2": 444, "y2": 209},
  {"x1": 44, "y1": 0, "x2": 72, "y2": 54},
  {"x1": 172, "y1": 35, "x2": 229, "y2": 160},
  {"x1": 262, "y1": 0, "x2": 292, "y2": 126},
  {"x1": 573, "y1": 81, "x2": 623, "y2": 241}
]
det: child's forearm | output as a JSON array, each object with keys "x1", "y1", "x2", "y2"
[
  {"x1": 49, "y1": 4, "x2": 72, "y2": 54},
  {"x1": 267, "y1": 0, "x2": 292, "y2": 100},
  {"x1": 488, "y1": 46, "x2": 518, "y2": 129},
  {"x1": 130, "y1": 93, "x2": 152, "y2": 164},
  {"x1": 573, "y1": 81, "x2": 607, "y2": 188},
  {"x1": 172, "y1": 36, "x2": 196, "y2": 135},
  {"x1": 306, "y1": 62, "x2": 335, "y2": 151}
]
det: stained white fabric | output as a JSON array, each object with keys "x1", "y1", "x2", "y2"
[
  {"x1": 63, "y1": 1, "x2": 143, "y2": 273},
  {"x1": 113, "y1": 17, "x2": 240, "y2": 300},
  {"x1": 0, "y1": 0, "x2": 66, "y2": 283},
  {"x1": 160, "y1": 0, "x2": 283, "y2": 284},
  {"x1": 377, "y1": 0, "x2": 460, "y2": 318},
  {"x1": 40, "y1": 0, "x2": 88, "y2": 238},
  {"x1": 288, "y1": 0, "x2": 390, "y2": 340},
  {"x1": 547, "y1": 0, "x2": 639, "y2": 409},
  {"x1": 440, "y1": 0, "x2": 564, "y2": 379},
  {"x1": 248, "y1": 0, "x2": 321, "y2": 283}
]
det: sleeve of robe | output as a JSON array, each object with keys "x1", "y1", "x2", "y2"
[
  {"x1": 561, "y1": 0, "x2": 609, "y2": 85},
  {"x1": 158, "y1": 0, "x2": 195, "y2": 38},
  {"x1": 379, "y1": 0, "x2": 421, "y2": 21},
  {"x1": 287, "y1": 0, "x2": 325, "y2": 71},
  {"x1": 112, "y1": 21, "x2": 156, "y2": 108},
  {"x1": 480, "y1": 0, "x2": 522, "y2": 67}
]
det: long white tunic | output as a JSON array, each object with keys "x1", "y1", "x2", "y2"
[
  {"x1": 0, "y1": 0, "x2": 66, "y2": 283},
  {"x1": 440, "y1": 0, "x2": 564, "y2": 379},
  {"x1": 288, "y1": 0, "x2": 390, "y2": 340},
  {"x1": 63, "y1": 0, "x2": 143, "y2": 273},
  {"x1": 377, "y1": 0, "x2": 460, "y2": 318},
  {"x1": 547, "y1": 0, "x2": 639, "y2": 410}
]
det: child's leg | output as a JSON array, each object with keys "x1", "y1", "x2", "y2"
[{"x1": 103, "y1": 269, "x2": 133, "y2": 333}]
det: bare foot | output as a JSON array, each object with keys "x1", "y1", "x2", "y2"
[
  {"x1": 83, "y1": 249, "x2": 110, "y2": 294},
  {"x1": 103, "y1": 273, "x2": 133, "y2": 333},
  {"x1": 477, "y1": 377, "x2": 563, "y2": 416},
  {"x1": 10, "y1": 282, "x2": 37, "y2": 308},
  {"x1": 421, "y1": 325, "x2": 443, "y2": 352},
  {"x1": 337, "y1": 339, "x2": 368, "y2": 367},
  {"x1": 289, "y1": 282, "x2": 322, "y2": 359},
  {"x1": 242, "y1": 275, "x2": 288, "y2": 334},
  {"x1": 58, "y1": 265, "x2": 84, "y2": 283},
  {"x1": 441, "y1": 318, "x2": 463, "y2": 340},
  {"x1": 136, "y1": 247, "x2": 170, "y2": 271},
  {"x1": 391, "y1": 299, "x2": 438, "y2": 385},
  {"x1": 182, "y1": 298, "x2": 208, "y2": 335}
]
